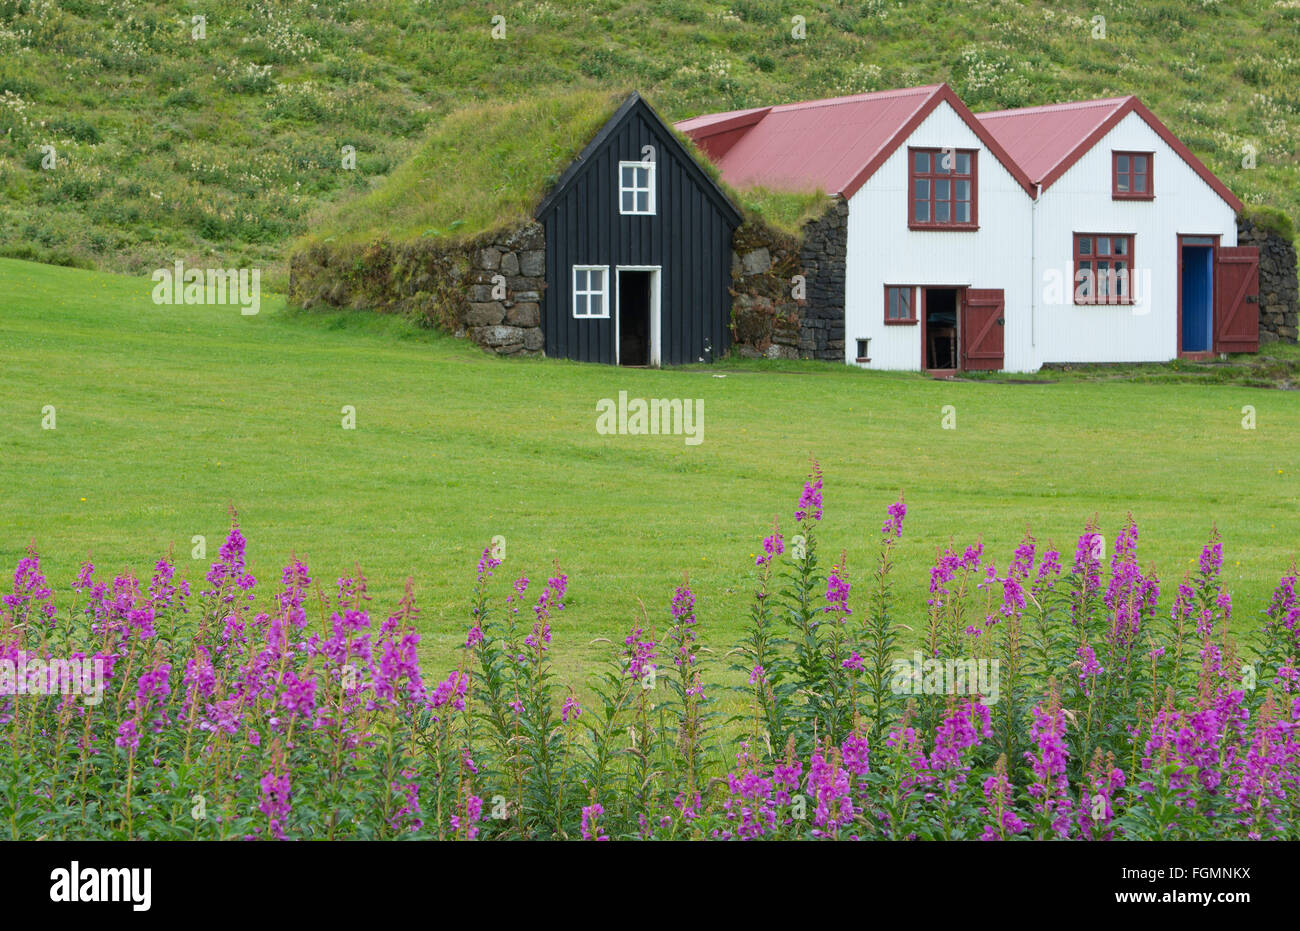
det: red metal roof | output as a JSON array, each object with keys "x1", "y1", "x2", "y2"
[
  {"x1": 676, "y1": 84, "x2": 1036, "y2": 199},
  {"x1": 677, "y1": 87, "x2": 1242, "y2": 213},
  {"x1": 976, "y1": 96, "x2": 1243, "y2": 212}
]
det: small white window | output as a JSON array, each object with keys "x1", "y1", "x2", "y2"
[
  {"x1": 572, "y1": 265, "x2": 609, "y2": 318},
  {"x1": 619, "y1": 161, "x2": 655, "y2": 215}
]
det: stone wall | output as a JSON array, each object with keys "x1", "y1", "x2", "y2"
[
  {"x1": 288, "y1": 222, "x2": 546, "y2": 356},
  {"x1": 796, "y1": 197, "x2": 849, "y2": 360},
  {"x1": 729, "y1": 196, "x2": 848, "y2": 361},
  {"x1": 1236, "y1": 215, "x2": 1298, "y2": 344}
]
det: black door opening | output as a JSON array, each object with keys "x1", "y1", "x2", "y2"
[
  {"x1": 923, "y1": 288, "x2": 959, "y2": 370},
  {"x1": 618, "y1": 270, "x2": 652, "y2": 366}
]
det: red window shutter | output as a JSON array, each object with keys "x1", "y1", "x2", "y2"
[
  {"x1": 961, "y1": 289, "x2": 1005, "y2": 371},
  {"x1": 1214, "y1": 247, "x2": 1260, "y2": 354}
]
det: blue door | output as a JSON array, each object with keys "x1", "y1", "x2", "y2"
[{"x1": 1180, "y1": 243, "x2": 1214, "y2": 352}]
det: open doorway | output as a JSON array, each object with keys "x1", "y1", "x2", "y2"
[
  {"x1": 617, "y1": 267, "x2": 658, "y2": 366},
  {"x1": 1179, "y1": 236, "x2": 1216, "y2": 354},
  {"x1": 922, "y1": 288, "x2": 960, "y2": 371}
]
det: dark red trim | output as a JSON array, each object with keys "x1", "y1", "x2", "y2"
[
  {"x1": 907, "y1": 147, "x2": 979, "y2": 230},
  {"x1": 883, "y1": 284, "x2": 918, "y2": 324},
  {"x1": 1073, "y1": 232, "x2": 1136, "y2": 305},
  {"x1": 1112, "y1": 150, "x2": 1154, "y2": 200},
  {"x1": 1029, "y1": 97, "x2": 1242, "y2": 213},
  {"x1": 840, "y1": 84, "x2": 1037, "y2": 200}
]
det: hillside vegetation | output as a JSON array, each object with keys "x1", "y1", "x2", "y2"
[{"x1": 1, "y1": 0, "x2": 1299, "y2": 283}]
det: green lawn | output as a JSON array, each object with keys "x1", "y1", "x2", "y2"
[{"x1": 2, "y1": 257, "x2": 1298, "y2": 683}]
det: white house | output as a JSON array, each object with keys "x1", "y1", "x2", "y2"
[
  {"x1": 978, "y1": 96, "x2": 1255, "y2": 362},
  {"x1": 678, "y1": 85, "x2": 1257, "y2": 372}
]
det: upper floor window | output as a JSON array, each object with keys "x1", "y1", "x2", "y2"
[
  {"x1": 619, "y1": 161, "x2": 655, "y2": 215},
  {"x1": 1113, "y1": 152, "x2": 1153, "y2": 200},
  {"x1": 909, "y1": 148, "x2": 977, "y2": 229},
  {"x1": 1074, "y1": 234, "x2": 1134, "y2": 305}
]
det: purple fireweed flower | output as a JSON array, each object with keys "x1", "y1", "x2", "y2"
[
  {"x1": 668, "y1": 584, "x2": 698, "y2": 669},
  {"x1": 1073, "y1": 524, "x2": 1104, "y2": 599},
  {"x1": 203, "y1": 524, "x2": 257, "y2": 606},
  {"x1": 1200, "y1": 529, "x2": 1224, "y2": 580},
  {"x1": 4, "y1": 545, "x2": 56, "y2": 628},
  {"x1": 841, "y1": 732, "x2": 870, "y2": 780},
  {"x1": 280, "y1": 670, "x2": 318, "y2": 719},
  {"x1": 624, "y1": 624, "x2": 658, "y2": 681},
  {"x1": 561, "y1": 694, "x2": 582, "y2": 723},
  {"x1": 929, "y1": 702, "x2": 992, "y2": 791},
  {"x1": 429, "y1": 670, "x2": 469, "y2": 714},
  {"x1": 450, "y1": 794, "x2": 484, "y2": 840},
  {"x1": 181, "y1": 647, "x2": 216, "y2": 722},
  {"x1": 1035, "y1": 548, "x2": 1062, "y2": 587},
  {"x1": 148, "y1": 557, "x2": 189, "y2": 615},
  {"x1": 999, "y1": 575, "x2": 1026, "y2": 620},
  {"x1": 389, "y1": 767, "x2": 423, "y2": 833},
  {"x1": 717, "y1": 744, "x2": 777, "y2": 840},
  {"x1": 809, "y1": 743, "x2": 854, "y2": 838},
  {"x1": 476, "y1": 545, "x2": 502, "y2": 583},
  {"x1": 1076, "y1": 643, "x2": 1103, "y2": 696},
  {"x1": 1077, "y1": 757, "x2": 1126, "y2": 840},
  {"x1": 277, "y1": 559, "x2": 312, "y2": 629},
  {"x1": 465, "y1": 624, "x2": 484, "y2": 648},
  {"x1": 673, "y1": 792, "x2": 703, "y2": 824},
  {"x1": 980, "y1": 762, "x2": 1028, "y2": 841},
  {"x1": 881, "y1": 494, "x2": 906, "y2": 539},
  {"x1": 842, "y1": 652, "x2": 864, "y2": 672},
  {"x1": 259, "y1": 764, "x2": 292, "y2": 841},
  {"x1": 749, "y1": 664, "x2": 766, "y2": 686},
  {"x1": 374, "y1": 629, "x2": 426, "y2": 708},
  {"x1": 1024, "y1": 689, "x2": 1073, "y2": 838},
  {"x1": 824, "y1": 556, "x2": 851, "y2": 618},
  {"x1": 756, "y1": 526, "x2": 785, "y2": 567},
  {"x1": 115, "y1": 718, "x2": 140, "y2": 753},
  {"x1": 581, "y1": 803, "x2": 608, "y2": 841},
  {"x1": 1009, "y1": 533, "x2": 1036, "y2": 582},
  {"x1": 794, "y1": 460, "x2": 824, "y2": 524}
]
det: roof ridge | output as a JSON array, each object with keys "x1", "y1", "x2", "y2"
[
  {"x1": 765, "y1": 84, "x2": 943, "y2": 113},
  {"x1": 977, "y1": 96, "x2": 1133, "y2": 119}
]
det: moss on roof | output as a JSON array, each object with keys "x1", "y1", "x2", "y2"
[
  {"x1": 1242, "y1": 205, "x2": 1295, "y2": 243},
  {"x1": 299, "y1": 89, "x2": 831, "y2": 250},
  {"x1": 301, "y1": 89, "x2": 628, "y2": 247}
]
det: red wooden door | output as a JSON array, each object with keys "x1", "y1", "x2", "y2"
[
  {"x1": 961, "y1": 288, "x2": 1005, "y2": 371},
  {"x1": 1214, "y1": 247, "x2": 1260, "y2": 353}
]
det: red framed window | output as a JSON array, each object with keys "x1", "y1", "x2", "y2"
[
  {"x1": 884, "y1": 285, "x2": 917, "y2": 324},
  {"x1": 1074, "y1": 234, "x2": 1135, "y2": 305},
  {"x1": 1113, "y1": 152, "x2": 1152, "y2": 199},
  {"x1": 909, "y1": 148, "x2": 977, "y2": 229}
]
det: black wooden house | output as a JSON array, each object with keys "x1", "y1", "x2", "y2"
[{"x1": 535, "y1": 93, "x2": 742, "y2": 366}]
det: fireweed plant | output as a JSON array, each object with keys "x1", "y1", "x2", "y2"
[{"x1": 1, "y1": 467, "x2": 1298, "y2": 841}]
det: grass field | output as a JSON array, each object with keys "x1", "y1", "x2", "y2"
[{"x1": 2, "y1": 257, "x2": 1299, "y2": 683}]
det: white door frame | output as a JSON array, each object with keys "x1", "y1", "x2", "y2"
[{"x1": 614, "y1": 265, "x2": 661, "y2": 367}]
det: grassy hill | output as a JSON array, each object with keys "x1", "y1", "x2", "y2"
[
  {"x1": 2, "y1": 0, "x2": 1299, "y2": 283},
  {"x1": 3, "y1": 257, "x2": 1298, "y2": 680}
]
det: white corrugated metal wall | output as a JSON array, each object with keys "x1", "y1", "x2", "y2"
[
  {"x1": 842, "y1": 106, "x2": 1237, "y2": 372},
  {"x1": 1028, "y1": 110, "x2": 1237, "y2": 365},
  {"x1": 844, "y1": 102, "x2": 1035, "y2": 372}
]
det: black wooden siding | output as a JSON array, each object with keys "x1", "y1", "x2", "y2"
[{"x1": 537, "y1": 98, "x2": 739, "y2": 365}]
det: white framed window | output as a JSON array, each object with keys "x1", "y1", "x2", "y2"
[
  {"x1": 572, "y1": 265, "x2": 609, "y2": 318},
  {"x1": 618, "y1": 161, "x2": 655, "y2": 215}
]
